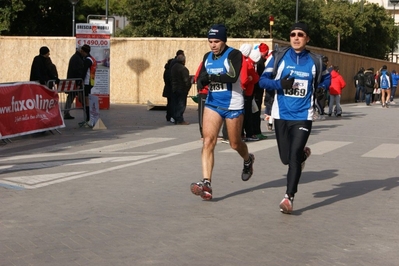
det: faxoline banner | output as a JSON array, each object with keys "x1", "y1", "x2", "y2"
[{"x1": 0, "y1": 82, "x2": 65, "y2": 139}]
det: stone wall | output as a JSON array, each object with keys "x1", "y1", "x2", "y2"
[{"x1": 0, "y1": 36, "x2": 396, "y2": 106}]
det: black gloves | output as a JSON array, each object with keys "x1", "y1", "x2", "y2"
[
  {"x1": 209, "y1": 74, "x2": 221, "y2": 82},
  {"x1": 197, "y1": 71, "x2": 210, "y2": 88},
  {"x1": 280, "y1": 74, "x2": 295, "y2": 90}
]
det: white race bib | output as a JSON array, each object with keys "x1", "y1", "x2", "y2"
[
  {"x1": 284, "y1": 79, "x2": 308, "y2": 98},
  {"x1": 209, "y1": 82, "x2": 227, "y2": 92}
]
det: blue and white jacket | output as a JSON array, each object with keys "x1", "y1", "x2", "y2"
[{"x1": 259, "y1": 47, "x2": 329, "y2": 121}]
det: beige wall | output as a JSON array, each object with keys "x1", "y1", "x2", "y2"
[{"x1": 0, "y1": 36, "x2": 397, "y2": 106}]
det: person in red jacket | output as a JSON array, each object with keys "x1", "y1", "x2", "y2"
[
  {"x1": 240, "y1": 44, "x2": 260, "y2": 141},
  {"x1": 328, "y1": 66, "x2": 346, "y2": 116}
]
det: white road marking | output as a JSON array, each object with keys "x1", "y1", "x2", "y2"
[
  {"x1": 4, "y1": 172, "x2": 86, "y2": 185},
  {"x1": 220, "y1": 139, "x2": 277, "y2": 153},
  {"x1": 308, "y1": 141, "x2": 352, "y2": 155},
  {"x1": 0, "y1": 153, "x2": 178, "y2": 189},
  {"x1": 0, "y1": 153, "x2": 74, "y2": 162},
  {"x1": 82, "y1": 138, "x2": 175, "y2": 153},
  {"x1": 0, "y1": 155, "x2": 155, "y2": 173},
  {"x1": 149, "y1": 140, "x2": 202, "y2": 153},
  {"x1": 362, "y1": 144, "x2": 399, "y2": 158}
]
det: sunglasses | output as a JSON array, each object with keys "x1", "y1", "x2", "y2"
[{"x1": 290, "y1": 32, "x2": 306, "y2": 38}]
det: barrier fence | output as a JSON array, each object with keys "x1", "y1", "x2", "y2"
[{"x1": 47, "y1": 79, "x2": 85, "y2": 121}]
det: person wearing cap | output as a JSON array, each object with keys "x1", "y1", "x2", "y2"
[
  {"x1": 190, "y1": 24, "x2": 255, "y2": 201},
  {"x1": 239, "y1": 44, "x2": 260, "y2": 141},
  {"x1": 252, "y1": 43, "x2": 271, "y2": 137},
  {"x1": 64, "y1": 46, "x2": 85, "y2": 120},
  {"x1": 29, "y1": 46, "x2": 59, "y2": 86},
  {"x1": 79, "y1": 44, "x2": 97, "y2": 123},
  {"x1": 259, "y1": 22, "x2": 329, "y2": 214}
]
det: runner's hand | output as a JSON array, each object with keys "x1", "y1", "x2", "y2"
[{"x1": 280, "y1": 74, "x2": 295, "y2": 90}]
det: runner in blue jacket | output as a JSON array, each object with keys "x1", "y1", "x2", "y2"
[{"x1": 259, "y1": 22, "x2": 329, "y2": 214}]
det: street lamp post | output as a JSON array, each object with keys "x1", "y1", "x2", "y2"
[
  {"x1": 269, "y1": 16, "x2": 274, "y2": 38},
  {"x1": 390, "y1": 0, "x2": 399, "y2": 61},
  {"x1": 69, "y1": 0, "x2": 80, "y2": 36}
]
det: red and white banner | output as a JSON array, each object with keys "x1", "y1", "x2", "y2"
[{"x1": 0, "y1": 82, "x2": 65, "y2": 139}]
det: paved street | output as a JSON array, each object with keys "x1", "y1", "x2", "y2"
[{"x1": 1, "y1": 102, "x2": 399, "y2": 266}]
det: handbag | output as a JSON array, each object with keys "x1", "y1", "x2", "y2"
[
  {"x1": 251, "y1": 98, "x2": 259, "y2": 113},
  {"x1": 373, "y1": 88, "x2": 381, "y2": 94}
]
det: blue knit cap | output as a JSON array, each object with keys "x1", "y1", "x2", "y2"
[{"x1": 208, "y1": 24, "x2": 227, "y2": 42}]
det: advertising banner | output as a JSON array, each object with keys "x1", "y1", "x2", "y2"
[
  {"x1": 0, "y1": 82, "x2": 65, "y2": 139},
  {"x1": 76, "y1": 23, "x2": 111, "y2": 109}
]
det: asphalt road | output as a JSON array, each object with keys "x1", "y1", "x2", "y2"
[{"x1": 1, "y1": 102, "x2": 398, "y2": 266}]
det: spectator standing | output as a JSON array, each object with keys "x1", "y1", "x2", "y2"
[
  {"x1": 64, "y1": 47, "x2": 85, "y2": 120},
  {"x1": 239, "y1": 44, "x2": 260, "y2": 141},
  {"x1": 364, "y1": 67, "x2": 375, "y2": 106},
  {"x1": 163, "y1": 50, "x2": 185, "y2": 123},
  {"x1": 194, "y1": 61, "x2": 208, "y2": 138},
  {"x1": 30, "y1": 46, "x2": 59, "y2": 86},
  {"x1": 259, "y1": 22, "x2": 329, "y2": 214},
  {"x1": 80, "y1": 44, "x2": 97, "y2": 123},
  {"x1": 373, "y1": 70, "x2": 381, "y2": 104},
  {"x1": 377, "y1": 65, "x2": 392, "y2": 108},
  {"x1": 390, "y1": 69, "x2": 399, "y2": 104},
  {"x1": 171, "y1": 54, "x2": 192, "y2": 125},
  {"x1": 328, "y1": 66, "x2": 346, "y2": 116},
  {"x1": 313, "y1": 55, "x2": 331, "y2": 120},
  {"x1": 354, "y1": 67, "x2": 365, "y2": 103},
  {"x1": 252, "y1": 43, "x2": 270, "y2": 139},
  {"x1": 190, "y1": 24, "x2": 255, "y2": 201}
]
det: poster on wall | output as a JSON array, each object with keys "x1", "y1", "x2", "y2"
[{"x1": 76, "y1": 23, "x2": 111, "y2": 109}]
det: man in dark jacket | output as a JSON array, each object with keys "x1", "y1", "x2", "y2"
[
  {"x1": 64, "y1": 47, "x2": 85, "y2": 119},
  {"x1": 171, "y1": 54, "x2": 192, "y2": 125},
  {"x1": 363, "y1": 67, "x2": 375, "y2": 106},
  {"x1": 29, "y1": 46, "x2": 59, "y2": 86},
  {"x1": 163, "y1": 50, "x2": 184, "y2": 123},
  {"x1": 354, "y1": 67, "x2": 365, "y2": 102}
]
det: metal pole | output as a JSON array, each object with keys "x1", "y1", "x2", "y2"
[
  {"x1": 72, "y1": 4, "x2": 76, "y2": 36},
  {"x1": 392, "y1": 4, "x2": 396, "y2": 61},
  {"x1": 295, "y1": 0, "x2": 299, "y2": 22},
  {"x1": 106, "y1": 0, "x2": 109, "y2": 24}
]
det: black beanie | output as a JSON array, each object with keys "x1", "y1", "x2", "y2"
[
  {"x1": 39, "y1": 46, "x2": 50, "y2": 55},
  {"x1": 208, "y1": 24, "x2": 227, "y2": 42},
  {"x1": 290, "y1": 22, "x2": 310, "y2": 36},
  {"x1": 81, "y1": 44, "x2": 91, "y2": 53}
]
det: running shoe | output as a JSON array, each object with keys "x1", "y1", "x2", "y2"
[
  {"x1": 221, "y1": 139, "x2": 230, "y2": 144},
  {"x1": 245, "y1": 135, "x2": 260, "y2": 142},
  {"x1": 256, "y1": 134, "x2": 268, "y2": 140},
  {"x1": 279, "y1": 194, "x2": 294, "y2": 214},
  {"x1": 301, "y1": 147, "x2": 311, "y2": 171},
  {"x1": 190, "y1": 179, "x2": 212, "y2": 200},
  {"x1": 241, "y1": 153, "x2": 255, "y2": 181}
]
